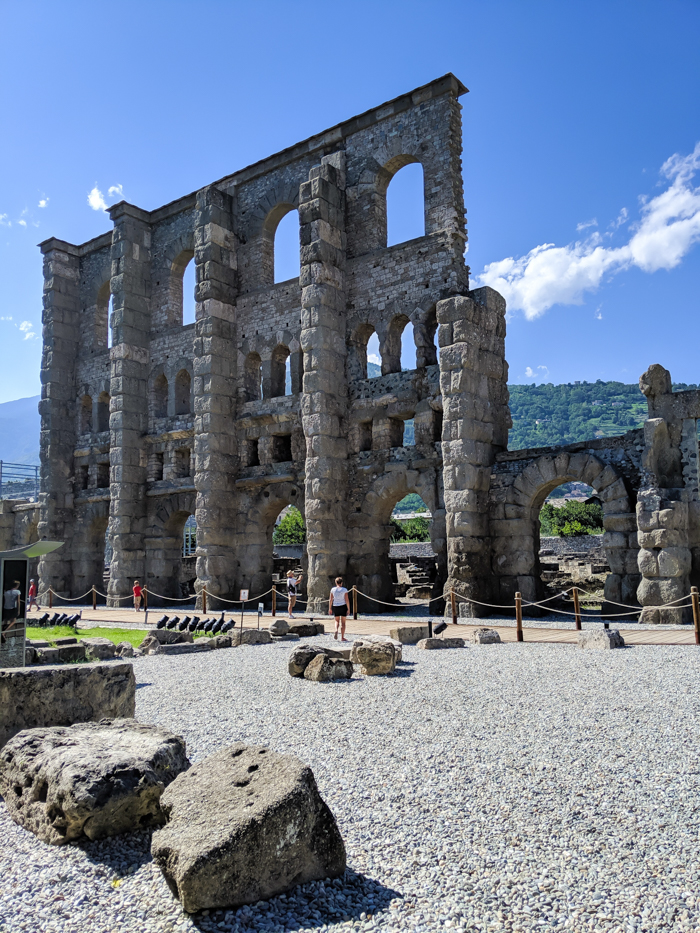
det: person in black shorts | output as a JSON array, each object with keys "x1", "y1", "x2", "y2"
[
  {"x1": 2, "y1": 580, "x2": 22, "y2": 645},
  {"x1": 328, "y1": 576, "x2": 350, "y2": 641},
  {"x1": 286, "y1": 569, "x2": 303, "y2": 619}
]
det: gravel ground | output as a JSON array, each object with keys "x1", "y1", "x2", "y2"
[{"x1": 2, "y1": 637, "x2": 700, "y2": 932}]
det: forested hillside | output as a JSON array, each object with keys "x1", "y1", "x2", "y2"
[{"x1": 508, "y1": 381, "x2": 697, "y2": 450}]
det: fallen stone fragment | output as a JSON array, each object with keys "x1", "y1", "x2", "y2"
[
  {"x1": 151, "y1": 743, "x2": 346, "y2": 912},
  {"x1": 36, "y1": 648, "x2": 61, "y2": 664},
  {"x1": 271, "y1": 633, "x2": 301, "y2": 642},
  {"x1": 351, "y1": 634, "x2": 403, "y2": 662},
  {"x1": 54, "y1": 637, "x2": 78, "y2": 646},
  {"x1": 351, "y1": 641, "x2": 397, "y2": 675},
  {"x1": 289, "y1": 622, "x2": 325, "y2": 637},
  {"x1": 417, "y1": 637, "x2": 466, "y2": 649},
  {"x1": 578, "y1": 629, "x2": 625, "y2": 649},
  {"x1": 0, "y1": 719, "x2": 189, "y2": 844},
  {"x1": 57, "y1": 644, "x2": 86, "y2": 662},
  {"x1": 25, "y1": 646, "x2": 36, "y2": 665},
  {"x1": 80, "y1": 637, "x2": 116, "y2": 661},
  {"x1": 139, "y1": 635, "x2": 162, "y2": 655},
  {"x1": 389, "y1": 624, "x2": 430, "y2": 645},
  {"x1": 116, "y1": 641, "x2": 135, "y2": 658},
  {"x1": 210, "y1": 634, "x2": 232, "y2": 649},
  {"x1": 288, "y1": 644, "x2": 350, "y2": 677},
  {"x1": 471, "y1": 628, "x2": 501, "y2": 645},
  {"x1": 146, "y1": 630, "x2": 193, "y2": 646},
  {"x1": 230, "y1": 629, "x2": 272, "y2": 647},
  {"x1": 28, "y1": 639, "x2": 50, "y2": 649},
  {"x1": 303, "y1": 655, "x2": 354, "y2": 682},
  {"x1": 268, "y1": 618, "x2": 290, "y2": 636}
]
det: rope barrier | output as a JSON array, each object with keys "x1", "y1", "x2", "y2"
[
  {"x1": 206, "y1": 587, "x2": 275, "y2": 606},
  {"x1": 137, "y1": 590, "x2": 195, "y2": 602},
  {"x1": 45, "y1": 588, "x2": 94, "y2": 603}
]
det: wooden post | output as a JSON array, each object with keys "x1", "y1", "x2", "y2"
[
  {"x1": 450, "y1": 589, "x2": 457, "y2": 626},
  {"x1": 92, "y1": 585, "x2": 96, "y2": 611},
  {"x1": 143, "y1": 587, "x2": 148, "y2": 611},
  {"x1": 573, "y1": 586, "x2": 581, "y2": 631},
  {"x1": 515, "y1": 591, "x2": 523, "y2": 642},
  {"x1": 352, "y1": 585, "x2": 358, "y2": 621},
  {"x1": 202, "y1": 587, "x2": 207, "y2": 614},
  {"x1": 272, "y1": 586, "x2": 276, "y2": 617},
  {"x1": 49, "y1": 588, "x2": 53, "y2": 609},
  {"x1": 692, "y1": 586, "x2": 700, "y2": 646}
]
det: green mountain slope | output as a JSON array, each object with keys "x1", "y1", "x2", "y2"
[{"x1": 507, "y1": 381, "x2": 697, "y2": 450}]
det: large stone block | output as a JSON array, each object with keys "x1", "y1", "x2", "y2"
[
  {"x1": 0, "y1": 663, "x2": 135, "y2": 749},
  {"x1": 151, "y1": 744, "x2": 346, "y2": 912},
  {"x1": 0, "y1": 720, "x2": 189, "y2": 845},
  {"x1": 389, "y1": 624, "x2": 430, "y2": 644},
  {"x1": 578, "y1": 630, "x2": 625, "y2": 649}
]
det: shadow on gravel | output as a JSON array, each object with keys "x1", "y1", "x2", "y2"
[
  {"x1": 189, "y1": 868, "x2": 402, "y2": 932},
  {"x1": 135, "y1": 682, "x2": 153, "y2": 689},
  {"x1": 78, "y1": 828, "x2": 153, "y2": 875}
]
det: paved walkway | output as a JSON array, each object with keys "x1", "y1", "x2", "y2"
[{"x1": 26, "y1": 606, "x2": 699, "y2": 646}]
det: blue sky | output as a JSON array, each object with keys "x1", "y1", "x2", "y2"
[{"x1": 1, "y1": 0, "x2": 699, "y2": 404}]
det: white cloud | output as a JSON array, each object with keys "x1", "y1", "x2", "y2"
[
  {"x1": 525, "y1": 365, "x2": 549, "y2": 380},
  {"x1": 576, "y1": 219, "x2": 597, "y2": 232},
  {"x1": 18, "y1": 219, "x2": 27, "y2": 227},
  {"x1": 108, "y1": 184, "x2": 123, "y2": 198},
  {"x1": 474, "y1": 142, "x2": 700, "y2": 319},
  {"x1": 38, "y1": 198, "x2": 49, "y2": 208},
  {"x1": 594, "y1": 306, "x2": 603, "y2": 320},
  {"x1": 368, "y1": 353, "x2": 381, "y2": 366},
  {"x1": 88, "y1": 185, "x2": 108, "y2": 211},
  {"x1": 19, "y1": 321, "x2": 37, "y2": 340},
  {"x1": 0, "y1": 315, "x2": 12, "y2": 321},
  {"x1": 0, "y1": 214, "x2": 10, "y2": 227},
  {"x1": 609, "y1": 207, "x2": 628, "y2": 230}
]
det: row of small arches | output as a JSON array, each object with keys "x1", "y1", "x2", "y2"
[{"x1": 79, "y1": 370, "x2": 192, "y2": 434}]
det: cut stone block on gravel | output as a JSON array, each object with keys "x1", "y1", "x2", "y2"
[
  {"x1": 56, "y1": 644, "x2": 86, "y2": 662},
  {"x1": 0, "y1": 719, "x2": 189, "y2": 845},
  {"x1": 80, "y1": 637, "x2": 116, "y2": 661},
  {"x1": 389, "y1": 624, "x2": 430, "y2": 645},
  {"x1": 269, "y1": 619, "x2": 290, "y2": 636},
  {"x1": 0, "y1": 662, "x2": 135, "y2": 749},
  {"x1": 351, "y1": 641, "x2": 397, "y2": 675},
  {"x1": 116, "y1": 642, "x2": 134, "y2": 657},
  {"x1": 578, "y1": 629, "x2": 626, "y2": 649},
  {"x1": 288, "y1": 644, "x2": 351, "y2": 677},
  {"x1": 230, "y1": 629, "x2": 272, "y2": 647},
  {"x1": 288, "y1": 622, "x2": 325, "y2": 637},
  {"x1": 54, "y1": 637, "x2": 78, "y2": 646},
  {"x1": 36, "y1": 647, "x2": 61, "y2": 665},
  {"x1": 471, "y1": 628, "x2": 502, "y2": 645},
  {"x1": 417, "y1": 637, "x2": 466, "y2": 649},
  {"x1": 272, "y1": 633, "x2": 301, "y2": 642},
  {"x1": 210, "y1": 634, "x2": 232, "y2": 649},
  {"x1": 303, "y1": 655, "x2": 354, "y2": 681},
  {"x1": 351, "y1": 634, "x2": 402, "y2": 662},
  {"x1": 151, "y1": 743, "x2": 346, "y2": 912},
  {"x1": 146, "y1": 630, "x2": 194, "y2": 646}
]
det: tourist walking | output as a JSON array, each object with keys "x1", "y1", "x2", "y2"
[
  {"x1": 133, "y1": 580, "x2": 143, "y2": 611},
  {"x1": 328, "y1": 576, "x2": 350, "y2": 642},
  {"x1": 27, "y1": 578, "x2": 39, "y2": 611},
  {"x1": 2, "y1": 580, "x2": 22, "y2": 643},
  {"x1": 286, "y1": 569, "x2": 302, "y2": 619}
]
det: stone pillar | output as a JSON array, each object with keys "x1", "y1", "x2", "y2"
[
  {"x1": 299, "y1": 153, "x2": 349, "y2": 611},
  {"x1": 192, "y1": 186, "x2": 239, "y2": 603},
  {"x1": 636, "y1": 364, "x2": 692, "y2": 624},
  {"x1": 438, "y1": 286, "x2": 509, "y2": 617},
  {"x1": 37, "y1": 239, "x2": 81, "y2": 595},
  {"x1": 106, "y1": 204, "x2": 151, "y2": 604}
]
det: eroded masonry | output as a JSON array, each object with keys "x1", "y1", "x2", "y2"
[{"x1": 23, "y1": 74, "x2": 700, "y2": 621}]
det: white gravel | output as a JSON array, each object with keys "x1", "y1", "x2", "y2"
[{"x1": 2, "y1": 637, "x2": 700, "y2": 932}]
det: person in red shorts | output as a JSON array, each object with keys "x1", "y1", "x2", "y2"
[
  {"x1": 133, "y1": 580, "x2": 143, "y2": 611},
  {"x1": 27, "y1": 578, "x2": 39, "y2": 611}
]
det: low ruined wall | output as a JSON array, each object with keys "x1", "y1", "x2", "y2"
[{"x1": 0, "y1": 662, "x2": 135, "y2": 749}]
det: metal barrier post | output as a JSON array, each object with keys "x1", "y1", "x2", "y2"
[
  {"x1": 450, "y1": 589, "x2": 457, "y2": 626},
  {"x1": 515, "y1": 591, "x2": 523, "y2": 642},
  {"x1": 573, "y1": 586, "x2": 581, "y2": 631},
  {"x1": 92, "y1": 585, "x2": 97, "y2": 611},
  {"x1": 202, "y1": 587, "x2": 207, "y2": 614},
  {"x1": 272, "y1": 586, "x2": 276, "y2": 617},
  {"x1": 692, "y1": 586, "x2": 700, "y2": 646},
  {"x1": 353, "y1": 586, "x2": 358, "y2": 621}
]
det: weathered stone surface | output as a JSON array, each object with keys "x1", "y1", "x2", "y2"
[
  {"x1": 25, "y1": 646, "x2": 36, "y2": 665},
  {"x1": 36, "y1": 648, "x2": 61, "y2": 665},
  {"x1": 389, "y1": 625, "x2": 430, "y2": 645},
  {"x1": 140, "y1": 635, "x2": 162, "y2": 655},
  {"x1": 578, "y1": 629, "x2": 625, "y2": 649},
  {"x1": 417, "y1": 637, "x2": 466, "y2": 649},
  {"x1": 288, "y1": 644, "x2": 350, "y2": 677},
  {"x1": 80, "y1": 637, "x2": 116, "y2": 661},
  {"x1": 471, "y1": 628, "x2": 501, "y2": 645},
  {"x1": 0, "y1": 720, "x2": 189, "y2": 845},
  {"x1": 0, "y1": 663, "x2": 136, "y2": 749},
  {"x1": 268, "y1": 618, "x2": 290, "y2": 636},
  {"x1": 303, "y1": 655, "x2": 354, "y2": 682},
  {"x1": 271, "y1": 633, "x2": 301, "y2": 642},
  {"x1": 117, "y1": 641, "x2": 135, "y2": 657},
  {"x1": 151, "y1": 744, "x2": 346, "y2": 912},
  {"x1": 57, "y1": 644, "x2": 86, "y2": 662},
  {"x1": 230, "y1": 629, "x2": 272, "y2": 647},
  {"x1": 146, "y1": 630, "x2": 194, "y2": 646},
  {"x1": 211, "y1": 634, "x2": 232, "y2": 649},
  {"x1": 288, "y1": 622, "x2": 324, "y2": 638},
  {"x1": 351, "y1": 641, "x2": 397, "y2": 675},
  {"x1": 54, "y1": 637, "x2": 78, "y2": 646},
  {"x1": 350, "y1": 634, "x2": 403, "y2": 662}
]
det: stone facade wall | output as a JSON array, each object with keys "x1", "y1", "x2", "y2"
[{"x1": 35, "y1": 74, "x2": 700, "y2": 621}]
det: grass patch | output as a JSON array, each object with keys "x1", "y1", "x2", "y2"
[{"x1": 26, "y1": 626, "x2": 149, "y2": 648}]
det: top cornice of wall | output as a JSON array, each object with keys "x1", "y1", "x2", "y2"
[{"x1": 39, "y1": 74, "x2": 468, "y2": 254}]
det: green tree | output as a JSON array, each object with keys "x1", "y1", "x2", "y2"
[
  {"x1": 390, "y1": 516, "x2": 431, "y2": 542},
  {"x1": 540, "y1": 500, "x2": 603, "y2": 537},
  {"x1": 272, "y1": 507, "x2": 306, "y2": 544}
]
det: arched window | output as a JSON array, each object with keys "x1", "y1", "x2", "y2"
[
  {"x1": 401, "y1": 321, "x2": 416, "y2": 371},
  {"x1": 386, "y1": 162, "x2": 425, "y2": 247},
  {"x1": 182, "y1": 259, "x2": 196, "y2": 325},
  {"x1": 153, "y1": 374, "x2": 168, "y2": 418},
  {"x1": 245, "y1": 353, "x2": 263, "y2": 402},
  {"x1": 96, "y1": 392, "x2": 110, "y2": 433},
  {"x1": 80, "y1": 394, "x2": 93, "y2": 433},
  {"x1": 383, "y1": 314, "x2": 410, "y2": 374},
  {"x1": 271, "y1": 345, "x2": 290, "y2": 398},
  {"x1": 174, "y1": 370, "x2": 191, "y2": 416},
  {"x1": 273, "y1": 208, "x2": 300, "y2": 283},
  {"x1": 348, "y1": 324, "x2": 379, "y2": 381}
]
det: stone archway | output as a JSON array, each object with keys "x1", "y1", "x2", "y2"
[
  {"x1": 71, "y1": 501, "x2": 110, "y2": 601},
  {"x1": 491, "y1": 451, "x2": 639, "y2": 612},
  {"x1": 145, "y1": 492, "x2": 196, "y2": 605},
  {"x1": 349, "y1": 464, "x2": 444, "y2": 610}
]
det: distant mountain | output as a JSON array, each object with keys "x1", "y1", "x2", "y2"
[
  {"x1": 367, "y1": 361, "x2": 381, "y2": 378},
  {"x1": 0, "y1": 396, "x2": 40, "y2": 464}
]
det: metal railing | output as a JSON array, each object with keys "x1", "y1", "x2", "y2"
[{"x1": 0, "y1": 462, "x2": 40, "y2": 501}]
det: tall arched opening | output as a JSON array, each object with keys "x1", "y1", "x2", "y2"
[
  {"x1": 71, "y1": 506, "x2": 109, "y2": 602},
  {"x1": 145, "y1": 495, "x2": 196, "y2": 605}
]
